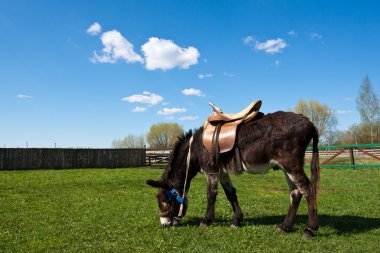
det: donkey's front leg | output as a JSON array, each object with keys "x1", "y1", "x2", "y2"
[
  {"x1": 200, "y1": 174, "x2": 219, "y2": 227},
  {"x1": 220, "y1": 173, "x2": 243, "y2": 227}
]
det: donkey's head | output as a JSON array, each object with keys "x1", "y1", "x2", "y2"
[
  {"x1": 146, "y1": 131, "x2": 196, "y2": 227},
  {"x1": 146, "y1": 177, "x2": 188, "y2": 227}
]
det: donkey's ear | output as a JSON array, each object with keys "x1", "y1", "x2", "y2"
[{"x1": 146, "y1": 179, "x2": 167, "y2": 189}]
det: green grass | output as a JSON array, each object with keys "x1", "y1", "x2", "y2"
[{"x1": 0, "y1": 168, "x2": 379, "y2": 252}]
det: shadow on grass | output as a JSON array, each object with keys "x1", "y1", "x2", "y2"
[{"x1": 182, "y1": 215, "x2": 380, "y2": 235}]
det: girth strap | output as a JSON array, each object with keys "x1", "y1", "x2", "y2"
[{"x1": 211, "y1": 123, "x2": 222, "y2": 170}]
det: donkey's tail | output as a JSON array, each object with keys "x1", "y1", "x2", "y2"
[{"x1": 310, "y1": 126, "x2": 320, "y2": 200}]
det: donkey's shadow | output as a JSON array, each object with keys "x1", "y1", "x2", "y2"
[{"x1": 183, "y1": 215, "x2": 380, "y2": 235}]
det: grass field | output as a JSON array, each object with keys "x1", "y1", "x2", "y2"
[{"x1": 0, "y1": 167, "x2": 379, "y2": 252}]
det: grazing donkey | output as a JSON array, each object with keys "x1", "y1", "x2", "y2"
[{"x1": 147, "y1": 110, "x2": 320, "y2": 239}]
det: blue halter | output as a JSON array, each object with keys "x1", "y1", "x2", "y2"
[{"x1": 164, "y1": 188, "x2": 184, "y2": 204}]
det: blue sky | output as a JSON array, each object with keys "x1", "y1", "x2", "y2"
[{"x1": 1, "y1": 0, "x2": 379, "y2": 148}]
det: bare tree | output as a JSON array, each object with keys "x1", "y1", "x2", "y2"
[
  {"x1": 146, "y1": 123, "x2": 184, "y2": 149},
  {"x1": 356, "y1": 75, "x2": 380, "y2": 143},
  {"x1": 294, "y1": 99, "x2": 337, "y2": 145},
  {"x1": 334, "y1": 121, "x2": 380, "y2": 145},
  {"x1": 112, "y1": 134, "x2": 145, "y2": 148}
]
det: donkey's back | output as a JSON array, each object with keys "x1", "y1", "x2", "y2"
[{"x1": 236, "y1": 111, "x2": 316, "y2": 172}]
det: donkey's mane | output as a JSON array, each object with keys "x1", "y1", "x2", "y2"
[
  {"x1": 166, "y1": 128, "x2": 203, "y2": 172},
  {"x1": 169, "y1": 129, "x2": 194, "y2": 166}
]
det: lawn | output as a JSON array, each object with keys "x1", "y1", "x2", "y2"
[{"x1": 0, "y1": 167, "x2": 379, "y2": 252}]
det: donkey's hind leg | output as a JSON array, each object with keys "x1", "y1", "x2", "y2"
[
  {"x1": 286, "y1": 171, "x2": 319, "y2": 239},
  {"x1": 220, "y1": 173, "x2": 243, "y2": 227},
  {"x1": 278, "y1": 172, "x2": 302, "y2": 232}
]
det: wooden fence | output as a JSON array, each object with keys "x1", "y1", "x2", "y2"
[
  {"x1": 3, "y1": 144, "x2": 379, "y2": 170},
  {"x1": 145, "y1": 144, "x2": 380, "y2": 169},
  {"x1": 305, "y1": 143, "x2": 380, "y2": 168},
  {"x1": 146, "y1": 149, "x2": 172, "y2": 166},
  {"x1": 0, "y1": 148, "x2": 146, "y2": 170}
]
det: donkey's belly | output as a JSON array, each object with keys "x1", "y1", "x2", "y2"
[{"x1": 242, "y1": 159, "x2": 282, "y2": 174}]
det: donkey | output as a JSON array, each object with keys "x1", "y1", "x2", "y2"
[{"x1": 147, "y1": 111, "x2": 320, "y2": 239}]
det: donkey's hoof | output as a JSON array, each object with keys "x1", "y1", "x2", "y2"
[
  {"x1": 199, "y1": 222, "x2": 208, "y2": 229},
  {"x1": 277, "y1": 225, "x2": 294, "y2": 233},
  {"x1": 302, "y1": 228, "x2": 315, "y2": 240}
]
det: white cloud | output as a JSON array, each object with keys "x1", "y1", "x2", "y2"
[
  {"x1": 243, "y1": 35, "x2": 255, "y2": 45},
  {"x1": 157, "y1": 107, "x2": 186, "y2": 115},
  {"x1": 198, "y1": 73, "x2": 213, "y2": 79},
  {"x1": 179, "y1": 116, "x2": 199, "y2": 121},
  {"x1": 88, "y1": 24, "x2": 199, "y2": 71},
  {"x1": 255, "y1": 38, "x2": 287, "y2": 54},
  {"x1": 182, "y1": 88, "x2": 205, "y2": 97},
  {"x1": 309, "y1": 32, "x2": 322, "y2": 40},
  {"x1": 141, "y1": 37, "x2": 200, "y2": 70},
  {"x1": 122, "y1": 91, "x2": 163, "y2": 105},
  {"x1": 223, "y1": 72, "x2": 235, "y2": 77},
  {"x1": 288, "y1": 30, "x2": 298, "y2": 37},
  {"x1": 16, "y1": 94, "x2": 32, "y2": 99},
  {"x1": 92, "y1": 30, "x2": 144, "y2": 64},
  {"x1": 132, "y1": 106, "x2": 146, "y2": 112},
  {"x1": 86, "y1": 22, "x2": 102, "y2": 36},
  {"x1": 244, "y1": 36, "x2": 287, "y2": 54},
  {"x1": 274, "y1": 60, "x2": 281, "y2": 66}
]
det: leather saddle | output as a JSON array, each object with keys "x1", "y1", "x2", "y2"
[{"x1": 202, "y1": 100, "x2": 262, "y2": 154}]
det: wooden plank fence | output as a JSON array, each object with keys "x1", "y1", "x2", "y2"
[
  {"x1": 3, "y1": 144, "x2": 379, "y2": 170},
  {"x1": 0, "y1": 148, "x2": 146, "y2": 170},
  {"x1": 305, "y1": 143, "x2": 380, "y2": 168},
  {"x1": 145, "y1": 144, "x2": 380, "y2": 169},
  {"x1": 146, "y1": 149, "x2": 171, "y2": 166}
]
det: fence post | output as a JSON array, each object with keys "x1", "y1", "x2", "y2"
[{"x1": 349, "y1": 148, "x2": 355, "y2": 166}]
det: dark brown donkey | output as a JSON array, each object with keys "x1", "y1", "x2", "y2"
[{"x1": 147, "y1": 111, "x2": 320, "y2": 239}]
